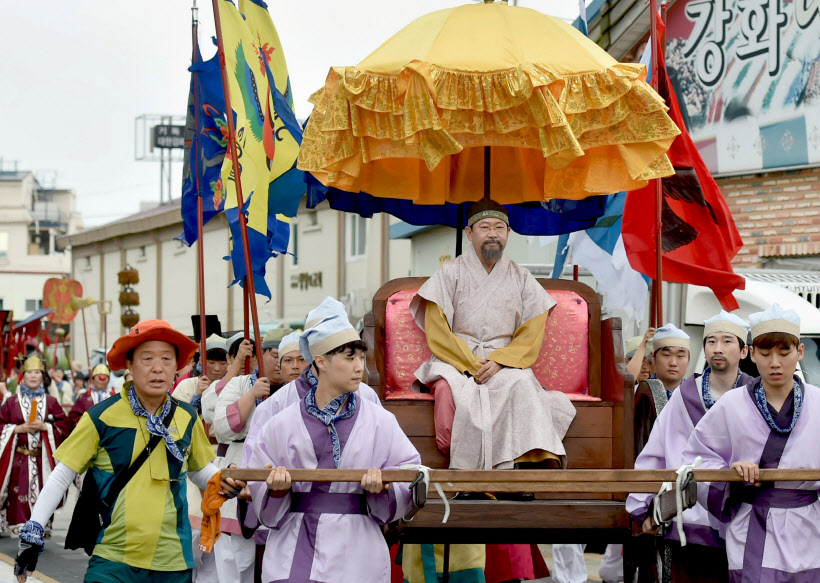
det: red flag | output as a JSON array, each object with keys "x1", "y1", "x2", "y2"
[{"x1": 622, "y1": 8, "x2": 744, "y2": 311}]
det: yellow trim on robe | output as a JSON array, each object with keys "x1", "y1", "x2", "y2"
[
  {"x1": 424, "y1": 302, "x2": 482, "y2": 376},
  {"x1": 486, "y1": 311, "x2": 549, "y2": 369},
  {"x1": 514, "y1": 449, "x2": 561, "y2": 464}
]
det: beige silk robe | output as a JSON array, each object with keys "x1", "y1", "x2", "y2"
[{"x1": 410, "y1": 245, "x2": 576, "y2": 470}]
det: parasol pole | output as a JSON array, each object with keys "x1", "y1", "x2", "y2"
[
  {"x1": 650, "y1": 0, "x2": 664, "y2": 327},
  {"x1": 483, "y1": 146, "x2": 491, "y2": 201},
  {"x1": 211, "y1": 0, "x2": 265, "y2": 377},
  {"x1": 192, "y1": 1, "x2": 208, "y2": 372}
]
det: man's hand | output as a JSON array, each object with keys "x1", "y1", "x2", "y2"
[
  {"x1": 641, "y1": 515, "x2": 660, "y2": 535},
  {"x1": 475, "y1": 359, "x2": 503, "y2": 384},
  {"x1": 28, "y1": 420, "x2": 47, "y2": 432},
  {"x1": 731, "y1": 461, "x2": 761, "y2": 486},
  {"x1": 643, "y1": 327, "x2": 657, "y2": 342},
  {"x1": 251, "y1": 377, "x2": 271, "y2": 399},
  {"x1": 220, "y1": 464, "x2": 246, "y2": 499},
  {"x1": 361, "y1": 467, "x2": 390, "y2": 494},
  {"x1": 197, "y1": 375, "x2": 211, "y2": 395},
  {"x1": 15, "y1": 540, "x2": 42, "y2": 582},
  {"x1": 236, "y1": 339, "x2": 253, "y2": 362},
  {"x1": 266, "y1": 465, "x2": 292, "y2": 497},
  {"x1": 14, "y1": 423, "x2": 31, "y2": 434},
  {"x1": 15, "y1": 521, "x2": 44, "y2": 583}
]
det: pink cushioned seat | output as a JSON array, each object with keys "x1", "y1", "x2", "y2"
[{"x1": 383, "y1": 286, "x2": 600, "y2": 402}]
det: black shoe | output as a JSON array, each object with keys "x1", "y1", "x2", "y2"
[
  {"x1": 494, "y1": 492, "x2": 535, "y2": 501},
  {"x1": 453, "y1": 492, "x2": 493, "y2": 501}
]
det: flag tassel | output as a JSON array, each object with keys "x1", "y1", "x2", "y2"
[{"x1": 211, "y1": 0, "x2": 266, "y2": 377}]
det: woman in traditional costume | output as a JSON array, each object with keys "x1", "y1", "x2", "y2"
[{"x1": 0, "y1": 355, "x2": 68, "y2": 535}]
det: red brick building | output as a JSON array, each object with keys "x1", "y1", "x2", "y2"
[{"x1": 587, "y1": 0, "x2": 820, "y2": 272}]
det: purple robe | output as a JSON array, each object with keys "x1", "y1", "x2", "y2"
[
  {"x1": 627, "y1": 370, "x2": 754, "y2": 547},
  {"x1": 248, "y1": 393, "x2": 420, "y2": 583},
  {"x1": 683, "y1": 378, "x2": 820, "y2": 582}
]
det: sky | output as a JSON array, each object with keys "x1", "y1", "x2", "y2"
[{"x1": 0, "y1": 0, "x2": 581, "y2": 227}]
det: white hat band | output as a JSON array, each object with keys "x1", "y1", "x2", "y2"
[
  {"x1": 279, "y1": 342, "x2": 301, "y2": 359},
  {"x1": 653, "y1": 337, "x2": 690, "y2": 350},
  {"x1": 704, "y1": 321, "x2": 748, "y2": 341},
  {"x1": 310, "y1": 328, "x2": 361, "y2": 360},
  {"x1": 751, "y1": 319, "x2": 801, "y2": 341}
]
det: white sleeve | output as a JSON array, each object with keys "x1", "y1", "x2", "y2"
[
  {"x1": 188, "y1": 462, "x2": 220, "y2": 490},
  {"x1": 30, "y1": 462, "x2": 77, "y2": 526}
]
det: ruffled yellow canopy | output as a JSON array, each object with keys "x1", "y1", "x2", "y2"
[{"x1": 298, "y1": 1, "x2": 681, "y2": 203}]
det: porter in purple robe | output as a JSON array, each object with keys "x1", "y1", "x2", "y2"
[
  {"x1": 248, "y1": 394, "x2": 420, "y2": 583},
  {"x1": 683, "y1": 380, "x2": 820, "y2": 581},
  {"x1": 684, "y1": 305, "x2": 820, "y2": 582}
]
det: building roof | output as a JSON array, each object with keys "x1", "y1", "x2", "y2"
[
  {"x1": 57, "y1": 200, "x2": 182, "y2": 249},
  {"x1": 389, "y1": 222, "x2": 435, "y2": 240},
  {"x1": 577, "y1": 0, "x2": 658, "y2": 59},
  {"x1": 0, "y1": 171, "x2": 32, "y2": 182}
]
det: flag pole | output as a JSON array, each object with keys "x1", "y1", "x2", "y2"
[
  {"x1": 650, "y1": 0, "x2": 664, "y2": 327},
  {"x1": 211, "y1": 0, "x2": 265, "y2": 377},
  {"x1": 191, "y1": 1, "x2": 208, "y2": 373}
]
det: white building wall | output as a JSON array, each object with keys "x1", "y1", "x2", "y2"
[
  {"x1": 63, "y1": 200, "x2": 411, "y2": 363},
  {"x1": 0, "y1": 173, "x2": 80, "y2": 319}
]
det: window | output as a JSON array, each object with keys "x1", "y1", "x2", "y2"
[
  {"x1": 25, "y1": 299, "x2": 43, "y2": 312},
  {"x1": 349, "y1": 215, "x2": 367, "y2": 259},
  {"x1": 0, "y1": 299, "x2": 4, "y2": 310}
]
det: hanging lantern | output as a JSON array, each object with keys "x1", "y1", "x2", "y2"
[
  {"x1": 118, "y1": 265, "x2": 139, "y2": 285},
  {"x1": 121, "y1": 308, "x2": 140, "y2": 329},
  {"x1": 118, "y1": 285, "x2": 140, "y2": 307}
]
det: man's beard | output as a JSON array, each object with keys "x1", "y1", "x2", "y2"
[
  {"x1": 480, "y1": 239, "x2": 504, "y2": 264},
  {"x1": 709, "y1": 358, "x2": 730, "y2": 372}
]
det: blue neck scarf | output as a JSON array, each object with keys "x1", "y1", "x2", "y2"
[
  {"x1": 304, "y1": 386, "x2": 357, "y2": 468},
  {"x1": 701, "y1": 368, "x2": 742, "y2": 410},
  {"x1": 20, "y1": 386, "x2": 46, "y2": 399},
  {"x1": 127, "y1": 387, "x2": 184, "y2": 462},
  {"x1": 249, "y1": 368, "x2": 262, "y2": 406},
  {"x1": 306, "y1": 365, "x2": 319, "y2": 389},
  {"x1": 753, "y1": 377, "x2": 803, "y2": 435},
  {"x1": 91, "y1": 388, "x2": 109, "y2": 404}
]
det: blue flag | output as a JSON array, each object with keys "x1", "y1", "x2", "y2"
[{"x1": 179, "y1": 41, "x2": 228, "y2": 246}]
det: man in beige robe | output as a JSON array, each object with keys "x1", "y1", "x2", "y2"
[{"x1": 410, "y1": 199, "x2": 576, "y2": 471}]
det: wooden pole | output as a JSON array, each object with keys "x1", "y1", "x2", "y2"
[
  {"x1": 81, "y1": 308, "x2": 91, "y2": 369},
  {"x1": 650, "y1": 0, "x2": 664, "y2": 327},
  {"x1": 222, "y1": 467, "x2": 820, "y2": 484},
  {"x1": 211, "y1": 0, "x2": 265, "y2": 377},
  {"x1": 192, "y1": 7, "x2": 208, "y2": 374}
]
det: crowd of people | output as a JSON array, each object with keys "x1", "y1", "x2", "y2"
[{"x1": 2, "y1": 199, "x2": 816, "y2": 583}]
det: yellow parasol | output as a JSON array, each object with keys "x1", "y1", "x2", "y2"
[{"x1": 298, "y1": 1, "x2": 681, "y2": 204}]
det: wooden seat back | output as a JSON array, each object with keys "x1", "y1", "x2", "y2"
[{"x1": 362, "y1": 277, "x2": 633, "y2": 474}]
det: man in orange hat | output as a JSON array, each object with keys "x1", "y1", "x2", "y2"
[
  {"x1": 14, "y1": 320, "x2": 244, "y2": 583},
  {"x1": 0, "y1": 355, "x2": 68, "y2": 538}
]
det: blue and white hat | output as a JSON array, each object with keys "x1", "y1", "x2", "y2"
[
  {"x1": 305, "y1": 297, "x2": 348, "y2": 329},
  {"x1": 278, "y1": 331, "x2": 302, "y2": 360},
  {"x1": 205, "y1": 334, "x2": 227, "y2": 353},
  {"x1": 227, "y1": 330, "x2": 257, "y2": 354},
  {"x1": 749, "y1": 303, "x2": 801, "y2": 341},
  {"x1": 300, "y1": 316, "x2": 361, "y2": 361},
  {"x1": 653, "y1": 323, "x2": 690, "y2": 350},
  {"x1": 704, "y1": 311, "x2": 749, "y2": 341}
]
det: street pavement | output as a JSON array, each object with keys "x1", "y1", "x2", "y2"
[{"x1": 0, "y1": 487, "x2": 609, "y2": 583}]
